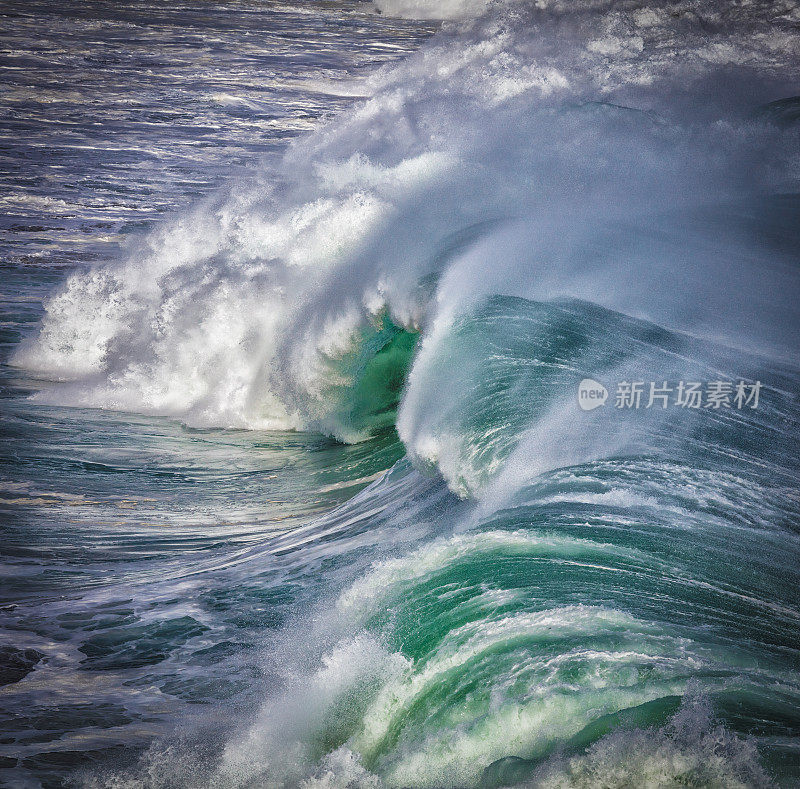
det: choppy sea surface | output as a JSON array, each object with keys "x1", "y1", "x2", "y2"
[{"x1": 2, "y1": 0, "x2": 800, "y2": 787}]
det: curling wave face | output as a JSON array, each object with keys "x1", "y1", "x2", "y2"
[{"x1": 11, "y1": 0, "x2": 800, "y2": 787}]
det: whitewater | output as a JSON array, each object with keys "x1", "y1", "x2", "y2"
[{"x1": 1, "y1": 0, "x2": 799, "y2": 786}]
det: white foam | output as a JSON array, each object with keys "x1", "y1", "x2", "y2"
[{"x1": 373, "y1": 0, "x2": 494, "y2": 21}]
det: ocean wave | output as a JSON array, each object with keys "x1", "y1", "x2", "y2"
[
  {"x1": 14, "y1": 5, "x2": 800, "y2": 783},
  {"x1": 7, "y1": 1, "x2": 800, "y2": 787},
  {"x1": 13, "y1": 0, "x2": 800, "y2": 455}
]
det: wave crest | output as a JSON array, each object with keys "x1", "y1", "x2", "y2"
[{"x1": 14, "y1": 0, "x2": 800, "y2": 465}]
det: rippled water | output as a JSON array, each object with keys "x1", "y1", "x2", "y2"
[{"x1": 0, "y1": 0, "x2": 433, "y2": 266}]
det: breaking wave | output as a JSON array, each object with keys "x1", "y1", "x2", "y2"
[{"x1": 15, "y1": 0, "x2": 800, "y2": 444}]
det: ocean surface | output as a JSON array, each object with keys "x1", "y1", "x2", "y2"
[{"x1": 1, "y1": 0, "x2": 799, "y2": 787}]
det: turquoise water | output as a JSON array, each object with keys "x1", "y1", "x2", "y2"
[{"x1": 2, "y1": 0, "x2": 800, "y2": 787}]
